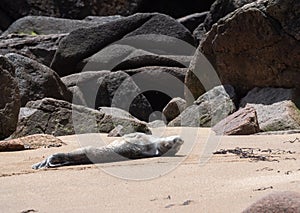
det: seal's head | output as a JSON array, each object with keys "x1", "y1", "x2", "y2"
[{"x1": 159, "y1": 135, "x2": 184, "y2": 156}]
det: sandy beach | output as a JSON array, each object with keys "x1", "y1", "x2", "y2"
[{"x1": 1, "y1": 127, "x2": 300, "y2": 212}]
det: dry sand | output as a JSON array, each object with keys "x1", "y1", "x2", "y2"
[{"x1": 1, "y1": 127, "x2": 299, "y2": 212}]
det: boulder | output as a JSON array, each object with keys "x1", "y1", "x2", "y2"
[
  {"x1": 0, "y1": 56, "x2": 20, "y2": 139},
  {"x1": 201, "y1": 0, "x2": 300, "y2": 95},
  {"x1": 2, "y1": 15, "x2": 122, "y2": 36},
  {"x1": 177, "y1": 12, "x2": 209, "y2": 32},
  {"x1": 242, "y1": 191, "x2": 300, "y2": 213},
  {"x1": 169, "y1": 85, "x2": 236, "y2": 127},
  {"x1": 0, "y1": 0, "x2": 142, "y2": 31},
  {"x1": 61, "y1": 71, "x2": 111, "y2": 108},
  {"x1": 95, "y1": 71, "x2": 153, "y2": 121},
  {"x1": 12, "y1": 98, "x2": 150, "y2": 138},
  {"x1": 122, "y1": 66, "x2": 188, "y2": 116},
  {"x1": 240, "y1": 87, "x2": 300, "y2": 132},
  {"x1": 81, "y1": 44, "x2": 192, "y2": 72},
  {"x1": 212, "y1": 107, "x2": 260, "y2": 135},
  {"x1": 0, "y1": 134, "x2": 65, "y2": 151},
  {"x1": 138, "y1": 0, "x2": 214, "y2": 18},
  {"x1": 0, "y1": 33, "x2": 66, "y2": 67},
  {"x1": 107, "y1": 125, "x2": 126, "y2": 137},
  {"x1": 6, "y1": 53, "x2": 72, "y2": 106},
  {"x1": 163, "y1": 97, "x2": 186, "y2": 123},
  {"x1": 50, "y1": 13, "x2": 195, "y2": 76}
]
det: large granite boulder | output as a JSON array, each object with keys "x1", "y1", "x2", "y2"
[
  {"x1": 163, "y1": 97, "x2": 186, "y2": 123},
  {"x1": 50, "y1": 13, "x2": 195, "y2": 76},
  {"x1": 12, "y1": 98, "x2": 150, "y2": 138},
  {"x1": 0, "y1": 0, "x2": 142, "y2": 31},
  {"x1": 242, "y1": 191, "x2": 300, "y2": 213},
  {"x1": 2, "y1": 15, "x2": 122, "y2": 36},
  {"x1": 0, "y1": 55, "x2": 20, "y2": 139},
  {"x1": 6, "y1": 53, "x2": 72, "y2": 106},
  {"x1": 95, "y1": 71, "x2": 153, "y2": 121},
  {"x1": 169, "y1": 85, "x2": 236, "y2": 127},
  {"x1": 201, "y1": 0, "x2": 300, "y2": 95},
  {"x1": 240, "y1": 87, "x2": 300, "y2": 132},
  {"x1": 81, "y1": 44, "x2": 192, "y2": 72},
  {"x1": 212, "y1": 107, "x2": 260, "y2": 135},
  {"x1": 193, "y1": 0, "x2": 256, "y2": 41},
  {"x1": 0, "y1": 33, "x2": 66, "y2": 67}
]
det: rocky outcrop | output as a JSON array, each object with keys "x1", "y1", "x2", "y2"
[
  {"x1": 212, "y1": 107, "x2": 260, "y2": 135},
  {"x1": 240, "y1": 87, "x2": 300, "y2": 132},
  {"x1": 12, "y1": 98, "x2": 150, "y2": 138},
  {"x1": 242, "y1": 191, "x2": 300, "y2": 213},
  {"x1": 0, "y1": 0, "x2": 142, "y2": 31},
  {"x1": 201, "y1": 0, "x2": 300, "y2": 95},
  {"x1": 6, "y1": 53, "x2": 72, "y2": 106},
  {"x1": 2, "y1": 15, "x2": 122, "y2": 36},
  {"x1": 0, "y1": 56, "x2": 20, "y2": 139},
  {"x1": 163, "y1": 97, "x2": 186, "y2": 123},
  {"x1": 0, "y1": 33, "x2": 66, "y2": 67},
  {"x1": 50, "y1": 13, "x2": 195, "y2": 76},
  {"x1": 169, "y1": 85, "x2": 236, "y2": 127}
]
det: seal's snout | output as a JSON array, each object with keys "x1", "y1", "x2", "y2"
[{"x1": 173, "y1": 137, "x2": 184, "y2": 145}]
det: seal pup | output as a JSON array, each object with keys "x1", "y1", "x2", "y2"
[{"x1": 32, "y1": 133, "x2": 184, "y2": 169}]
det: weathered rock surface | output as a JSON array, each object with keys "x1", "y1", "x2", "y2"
[
  {"x1": 138, "y1": 0, "x2": 214, "y2": 18},
  {"x1": 0, "y1": 55, "x2": 20, "y2": 140},
  {"x1": 96, "y1": 71, "x2": 153, "y2": 121},
  {"x1": 242, "y1": 191, "x2": 300, "y2": 213},
  {"x1": 82, "y1": 44, "x2": 192, "y2": 72},
  {"x1": 107, "y1": 125, "x2": 126, "y2": 137},
  {"x1": 0, "y1": 33, "x2": 66, "y2": 67},
  {"x1": 0, "y1": 134, "x2": 65, "y2": 151},
  {"x1": 163, "y1": 97, "x2": 186, "y2": 123},
  {"x1": 240, "y1": 87, "x2": 300, "y2": 132},
  {"x1": 6, "y1": 53, "x2": 72, "y2": 106},
  {"x1": 177, "y1": 12, "x2": 209, "y2": 32},
  {"x1": 12, "y1": 98, "x2": 150, "y2": 138},
  {"x1": 0, "y1": 0, "x2": 142, "y2": 31},
  {"x1": 201, "y1": 0, "x2": 300, "y2": 95},
  {"x1": 3, "y1": 15, "x2": 122, "y2": 36},
  {"x1": 212, "y1": 107, "x2": 260, "y2": 135},
  {"x1": 51, "y1": 13, "x2": 195, "y2": 76},
  {"x1": 169, "y1": 85, "x2": 236, "y2": 127}
]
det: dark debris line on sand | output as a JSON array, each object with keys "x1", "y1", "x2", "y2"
[{"x1": 212, "y1": 147, "x2": 296, "y2": 162}]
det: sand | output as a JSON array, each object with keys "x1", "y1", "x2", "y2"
[{"x1": 1, "y1": 127, "x2": 299, "y2": 212}]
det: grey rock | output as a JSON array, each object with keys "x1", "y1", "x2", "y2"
[
  {"x1": 107, "y1": 125, "x2": 126, "y2": 137},
  {"x1": 169, "y1": 85, "x2": 236, "y2": 127},
  {"x1": 177, "y1": 12, "x2": 209, "y2": 32},
  {"x1": 0, "y1": 33, "x2": 66, "y2": 67},
  {"x1": 12, "y1": 98, "x2": 150, "y2": 138},
  {"x1": 212, "y1": 107, "x2": 260, "y2": 135},
  {"x1": 163, "y1": 97, "x2": 186, "y2": 123},
  {"x1": 0, "y1": 0, "x2": 142, "y2": 31},
  {"x1": 61, "y1": 71, "x2": 111, "y2": 108},
  {"x1": 82, "y1": 44, "x2": 192, "y2": 72},
  {"x1": 201, "y1": 0, "x2": 300, "y2": 95},
  {"x1": 0, "y1": 55, "x2": 20, "y2": 139},
  {"x1": 2, "y1": 15, "x2": 121, "y2": 36},
  {"x1": 148, "y1": 120, "x2": 167, "y2": 128},
  {"x1": 6, "y1": 53, "x2": 72, "y2": 106},
  {"x1": 242, "y1": 191, "x2": 300, "y2": 213},
  {"x1": 96, "y1": 71, "x2": 153, "y2": 121},
  {"x1": 50, "y1": 13, "x2": 195, "y2": 76},
  {"x1": 240, "y1": 87, "x2": 300, "y2": 132}
]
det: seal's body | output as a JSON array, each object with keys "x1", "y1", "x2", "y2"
[{"x1": 32, "y1": 133, "x2": 184, "y2": 169}]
